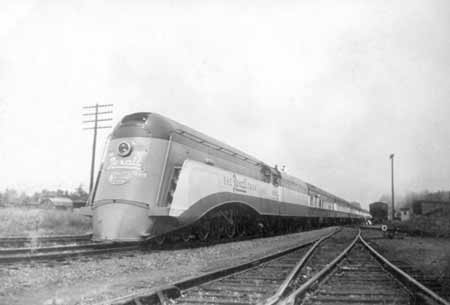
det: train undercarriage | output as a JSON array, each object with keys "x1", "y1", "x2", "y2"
[{"x1": 147, "y1": 203, "x2": 363, "y2": 245}]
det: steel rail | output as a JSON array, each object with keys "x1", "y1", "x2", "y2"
[
  {"x1": 280, "y1": 232, "x2": 450, "y2": 305},
  {"x1": 0, "y1": 241, "x2": 120, "y2": 255},
  {"x1": 360, "y1": 235, "x2": 450, "y2": 305},
  {"x1": 0, "y1": 243, "x2": 142, "y2": 264},
  {"x1": 0, "y1": 233, "x2": 92, "y2": 244},
  {"x1": 101, "y1": 228, "x2": 341, "y2": 305},
  {"x1": 262, "y1": 229, "x2": 339, "y2": 305},
  {"x1": 279, "y1": 231, "x2": 360, "y2": 305}
]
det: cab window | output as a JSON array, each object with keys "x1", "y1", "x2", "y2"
[{"x1": 166, "y1": 167, "x2": 182, "y2": 205}]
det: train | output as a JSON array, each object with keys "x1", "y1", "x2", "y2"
[
  {"x1": 85, "y1": 112, "x2": 370, "y2": 242},
  {"x1": 369, "y1": 202, "x2": 389, "y2": 223}
]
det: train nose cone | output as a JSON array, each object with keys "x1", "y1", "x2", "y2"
[{"x1": 93, "y1": 201, "x2": 153, "y2": 242}]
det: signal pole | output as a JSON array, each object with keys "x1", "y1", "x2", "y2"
[
  {"x1": 82, "y1": 104, "x2": 113, "y2": 194},
  {"x1": 389, "y1": 153, "x2": 395, "y2": 221}
]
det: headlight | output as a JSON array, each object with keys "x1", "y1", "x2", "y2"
[{"x1": 118, "y1": 141, "x2": 132, "y2": 157}]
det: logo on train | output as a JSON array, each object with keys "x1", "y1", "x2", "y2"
[
  {"x1": 106, "y1": 152, "x2": 148, "y2": 184},
  {"x1": 224, "y1": 174, "x2": 257, "y2": 194}
]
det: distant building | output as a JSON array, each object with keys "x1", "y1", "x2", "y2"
[
  {"x1": 73, "y1": 200, "x2": 87, "y2": 208},
  {"x1": 412, "y1": 200, "x2": 450, "y2": 216},
  {"x1": 399, "y1": 207, "x2": 411, "y2": 221},
  {"x1": 40, "y1": 197, "x2": 73, "y2": 210},
  {"x1": 350, "y1": 201, "x2": 361, "y2": 209}
]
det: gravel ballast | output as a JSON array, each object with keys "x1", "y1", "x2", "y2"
[
  {"x1": 362, "y1": 228, "x2": 450, "y2": 300},
  {"x1": 1, "y1": 227, "x2": 336, "y2": 305}
]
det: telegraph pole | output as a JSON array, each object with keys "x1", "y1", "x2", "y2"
[
  {"x1": 82, "y1": 104, "x2": 113, "y2": 194},
  {"x1": 389, "y1": 153, "x2": 395, "y2": 221}
]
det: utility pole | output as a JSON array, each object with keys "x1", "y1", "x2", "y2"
[
  {"x1": 389, "y1": 153, "x2": 395, "y2": 221},
  {"x1": 82, "y1": 104, "x2": 113, "y2": 195}
]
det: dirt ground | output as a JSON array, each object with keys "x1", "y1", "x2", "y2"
[
  {"x1": 0, "y1": 227, "x2": 336, "y2": 305},
  {"x1": 362, "y1": 229, "x2": 450, "y2": 299}
]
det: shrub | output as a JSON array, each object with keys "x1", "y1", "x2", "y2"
[{"x1": 395, "y1": 215, "x2": 450, "y2": 238}]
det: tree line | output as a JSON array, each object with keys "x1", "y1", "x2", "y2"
[
  {"x1": 0, "y1": 185, "x2": 89, "y2": 206},
  {"x1": 379, "y1": 190, "x2": 450, "y2": 210}
]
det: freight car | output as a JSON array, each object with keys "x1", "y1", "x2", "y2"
[
  {"x1": 369, "y1": 202, "x2": 388, "y2": 223},
  {"x1": 87, "y1": 112, "x2": 370, "y2": 242}
]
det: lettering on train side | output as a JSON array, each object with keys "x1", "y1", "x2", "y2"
[
  {"x1": 106, "y1": 151, "x2": 148, "y2": 184},
  {"x1": 223, "y1": 174, "x2": 256, "y2": 194},
  {"x1": 108, "y1": 171, "x2": 132, "y2": 185},
  {"x1": 107, "y1": 170, "x2": 148, "y2": 185},
  {"x1": 107, "y1": 152, "x2": 147, "y2": 171}
]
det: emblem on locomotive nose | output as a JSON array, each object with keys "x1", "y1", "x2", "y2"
[{"x1": 118, "y1": 141, "x2": 132, "y2": 157}]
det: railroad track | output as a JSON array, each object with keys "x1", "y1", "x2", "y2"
[
  {"x1": 0, "y1": 227, "x2": 326, "y2": 265},
  {"x1": 281, "y1": 232, "x2": 450, "y2": 305},
  {"x1": 288, "y1": 241, "x2": 410, "y2": 304},
  {"x1": 361, "y1": 228, "x2": 450, "y2": 300},
  {"x1": 0, "y1": 232, "x2": 145, "y2": 264},
  {"x1": 105, "y1": 227, "x2": 449, "y2": 305},
  {"x1": 102, "y1": 227, "x2": 341, "y2": 305},
  {"x1": 0, "y1": 233, "x2": 93, "y2": 248},
  {"x1": 0, "y1": 242, "x2": 143, "y2": 264}
]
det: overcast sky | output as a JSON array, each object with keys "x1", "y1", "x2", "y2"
[{"x1": 0, "y1": 0, "x2": 449, "y2": 208}]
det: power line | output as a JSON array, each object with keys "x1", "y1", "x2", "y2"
[
  {"x1": 82, "y1": 111, "x2": 113, "y2": 116},
  {"x1": 82, "y1": 103, "x2": 113, "y2": 196},
  {"x1": 82, "y1": 104, "x2": 113, "y2": 109},
  {"x1": 82, "y1": 118, "x2": 113, "y2": 123}
]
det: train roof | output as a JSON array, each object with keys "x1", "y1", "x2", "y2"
[
  {"x1": 113, "y1": 112, "x2": 266, "y2": 167},
  {"x1": 369, "y1": 201, "x2": 389, "y2": 208},
  {"x1": 281, "y1": 172, "x2": 368, "y2": 213}
]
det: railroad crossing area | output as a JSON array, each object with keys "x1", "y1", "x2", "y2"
[
  {"x1": 2, "y1": 226, "x2": 450, "y2": 305},
  {"x1": 108, "y1": 227, "x2": 449, "y2": 305}
]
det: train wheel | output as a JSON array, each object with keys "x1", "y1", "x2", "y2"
[
  {"x1": 154, "y1": 235, "x2": 166, "y2": 245},
  {"x1": 224, "y1": 223, "x2": 236, "y2": 239},
  {"x1": 236, "y1": 221, "x2": 246, "y2": 237},
  {"x1": 257, "y1": 222, "x2": 265, "y2": 236},
  {"x1": 196, "y1": 223, "x2": 210, "y2": 242},
  {"x1": 219, "y1": 208, "x2": 237, "y2": 239},
  {"x1": 181, "y1": 230, "x2": 191, "y2": 242}
]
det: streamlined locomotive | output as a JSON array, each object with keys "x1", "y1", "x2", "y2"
[{"x1": 88, "y1": 112, "x2": 370, "y2": 242}]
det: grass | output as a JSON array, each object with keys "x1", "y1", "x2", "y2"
[
  {"x1": 0, "y1": 207, "x2": 92, "y2": 236},
  {"x1": 394, "y1": 215, "x2": 450, "y2": 238}
]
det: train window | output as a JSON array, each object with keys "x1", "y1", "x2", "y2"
[
  {"x1": 121, "y1": 113, "x2": 150, "y2": 127},
  {"x1": 261, "y1": 166, "x2": 271, "y2": 183},
  {"x1": 166, "y1": 167, "x2": 182, "y2": 205},
  {"x1": 272, "y1": 174, "x2": 280, "y2": 187}
]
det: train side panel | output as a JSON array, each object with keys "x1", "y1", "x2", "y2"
[
  {"x1": 170, "y1": 160, "x2": 363, "y2": 224},
  {"x1": 170, "y1": 160, "x2": 280, "y2": 220},
  {"x1": 153, "y1": 137, "x2": 263, "y2": 212}
]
